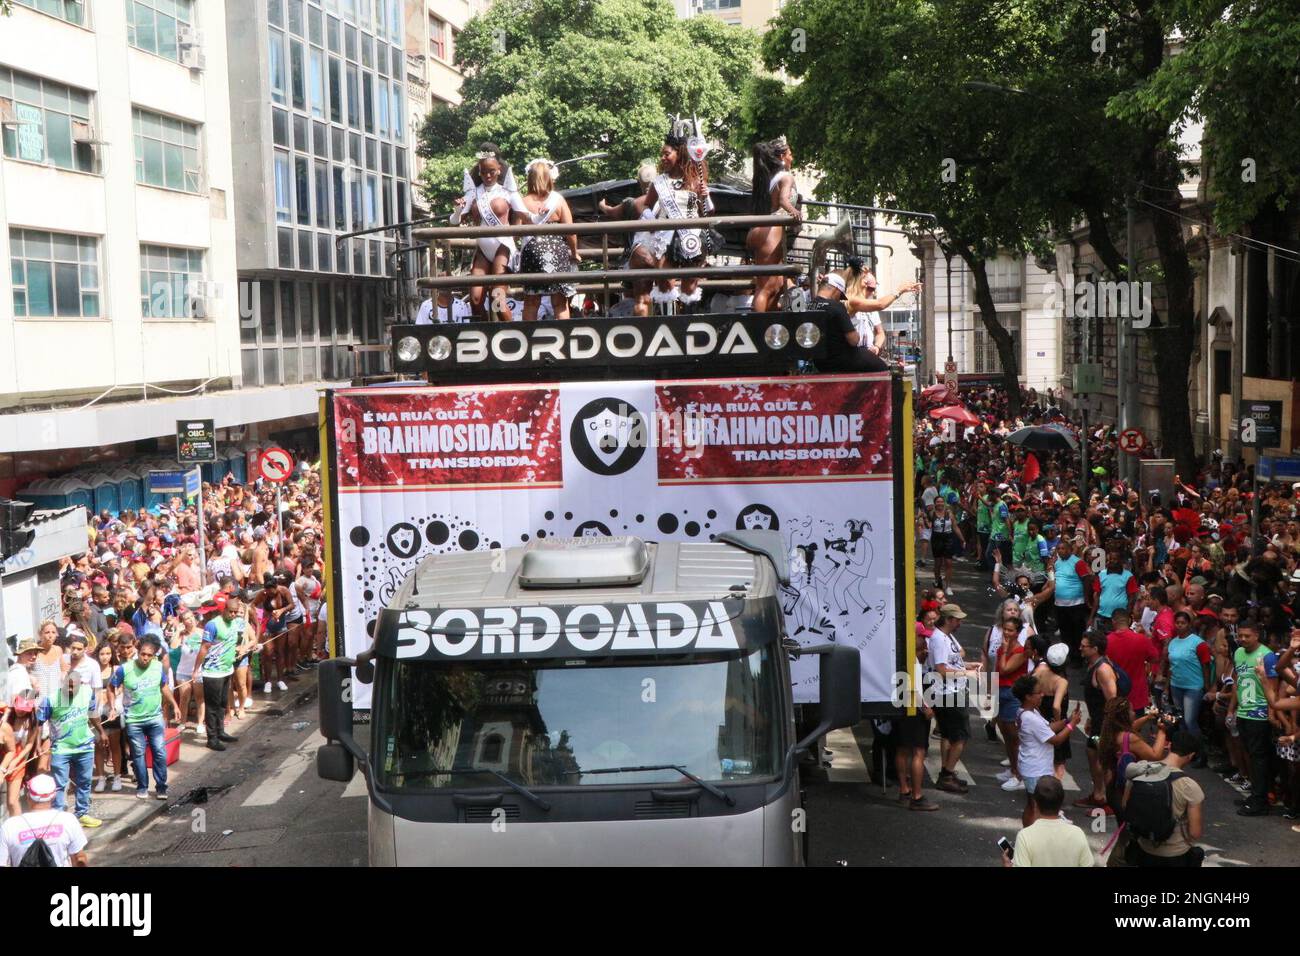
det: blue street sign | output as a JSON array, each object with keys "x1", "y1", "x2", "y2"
[
  {"x1": 148, "y1": 470, "x2": 186, "y2": 494},
  {"x1": 1258, "y1": 455, "x2": 1300, "y2": 482},
  {"x1": 184, "y1": 468, "x2": 201, "y2": 498}
]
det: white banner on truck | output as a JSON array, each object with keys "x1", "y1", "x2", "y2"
[{"x1": 328, "y1": 375, "x2": 901, "y2": 709}]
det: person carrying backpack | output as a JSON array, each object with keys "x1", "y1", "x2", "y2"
[
  {"x1": 1122, "y1": 731, "x2": 1206, "y2": 867},
  {"x1": 0, "y1": 774, "x2": 89, "y2": 867}
]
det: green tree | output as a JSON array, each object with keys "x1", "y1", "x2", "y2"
[
  {"x1": 752, "y1": 0, "x2": 1075, "y2": 417},
  {"x1": 416, "y1": 0, "x2": 759, "y2": 209}
]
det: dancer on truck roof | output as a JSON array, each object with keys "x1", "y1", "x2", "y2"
[
  {"x1": 516, "y1": 157, "x2": 580, "y2": 321},
  {"x1": 746, "y1": 136, "x2": 801, "y2": 313}
]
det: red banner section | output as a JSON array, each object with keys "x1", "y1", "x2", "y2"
[
  {"x1": 334, "y1": 386, "x2": 563, "y2": 490},
  {"x1": 654, "y1": 376, "x2": 892, "y2": 484}
]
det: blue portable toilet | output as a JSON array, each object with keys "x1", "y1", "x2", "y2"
[
  {"x1": 82, "y1": 473, "x2": 121, "y2": 515},
  {"x1": 108, "y1": 468, "x2": 144, "y2": 513},
  {"x1": 50, "y1": 477, "x2": 94, "y2": 511},
  {"x1": 134, "y1": 461, "x2": 171, "y2": 512},
  {"x1": 15, "y1": 478, "x2": 56, "y2": 509}
]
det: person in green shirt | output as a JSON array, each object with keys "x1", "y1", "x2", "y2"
[
  {"x1": 111, "y1": 635, "x2": 178, "y2": 800},
  {"x1": 970, "y1": 481, "x2": 992, "y2": 570},
  {"x1": 36, "y1": 674, "x2": 106, "y2": 827},
  {"x1": 1230, "y1": 623, "x2": 1272, "y2": 816},
  {"x1": 194, "y1": 596, "x2": 261, "y2": 751}
]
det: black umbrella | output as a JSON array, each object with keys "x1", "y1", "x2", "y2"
[{"x1": 1004, "y1": 425, "x2": 1079, "y2": 452}]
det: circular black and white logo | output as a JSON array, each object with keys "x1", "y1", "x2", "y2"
[
  {"x1": 573, "y1": 520, "x2": 613, "y2": 538},
  {"x1": 570, "y1": 397, "x2": 648, "y2": 476},
  {"x1": 385, "y1": 521, "x2": 422, "y2": 560},
  {"x1": 736, "y1": 504, "x2": 779, "y2": 532}
]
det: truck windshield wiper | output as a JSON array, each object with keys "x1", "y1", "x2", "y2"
[
  {"x1": 431, "y1": 766, "x2": 551, "y2": 812},
  {"x1": 566, "y1": 764, "x2": 736, "y2": 806}
]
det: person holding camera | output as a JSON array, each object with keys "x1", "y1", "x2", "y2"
[
  {"x1": 1121, "y1": 730, "x2": 1205, "y2": 867},
  {"x1": 1098, "y1": 697, "x2": 1172, "y2": 812}
]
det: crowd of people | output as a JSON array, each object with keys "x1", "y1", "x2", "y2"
[
  {"x1": 911, "y1": 384, "x2": 1300, "y2": 866},
  {"x1": 1, "y1": 456, "x2": 327, "y2": 866}
]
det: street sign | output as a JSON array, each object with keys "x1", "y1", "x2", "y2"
[
  {"x1": 1257, "y1": 455, "x2": 1300, "y2": 482},
  {"x1": 177, "y1": 419, "x2": 216, "y2": 464},
  {"x1": 184, "y1": 467, "x2": 202, "y2": 498},
  {"x1": 1118, "y1": 427, "x2": 1146, "y2": 455},
  {"x1": 259, "y1": 446, "x2": 295, "y2": 483},
  {"x1": 1071, "y1": 363, "x2": 1103, "y2": 395},
  {"x1": 148, "y1": 471, "x2": 186, "y2": 495},
  {"x1": 944, "y1": 360, "x2": 957, "y2": 374},
  {"x1": 1239, "y1": 399, "x2": 1283, "y2": 448}
]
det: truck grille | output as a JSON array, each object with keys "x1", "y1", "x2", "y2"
[
  {"x1": 634, "y1": 799, "x2": 692, "y2": 819},
  {"x1": 463, "y1": 804, "x2": 521, "y2": 823}
]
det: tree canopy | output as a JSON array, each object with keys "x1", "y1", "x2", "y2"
[{"x1": 416, "y1": 0, "x2": 759, "y2": 208}]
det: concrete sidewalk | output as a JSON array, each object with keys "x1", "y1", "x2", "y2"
[{"x1": 83, "y1": 673, "x2": 320, "y2": 854}]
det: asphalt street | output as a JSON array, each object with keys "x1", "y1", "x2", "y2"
[{"x1": 92, "y1": 556, "x2": 1296, "y2": 866}]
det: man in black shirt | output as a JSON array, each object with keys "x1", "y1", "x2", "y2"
[{"x1": 812, "y1": 270, "x2": 889, "y2": 373}]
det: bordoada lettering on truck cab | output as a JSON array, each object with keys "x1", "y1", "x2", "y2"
[{"x1": 317, "y1": 531, "x2": 860, "y2": 866}]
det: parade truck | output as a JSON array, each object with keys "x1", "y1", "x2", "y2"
[{"x1": 314, "y1": 215, "x2": 915, "y2": 866}]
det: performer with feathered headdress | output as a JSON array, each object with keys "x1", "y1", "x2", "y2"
[{"x1": 619, "y1": 115, "x2": 716, "y2": 315}]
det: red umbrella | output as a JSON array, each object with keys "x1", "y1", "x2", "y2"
[
  {"x1": 929, "y1": 404, "x2": 981, "y2": 427},
  {"x1": 920, "y1": 383, "x2": 956, "y2": 407}
]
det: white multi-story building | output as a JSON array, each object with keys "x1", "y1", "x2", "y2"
[{"x1": 0, "y1": 0, "x2": 329, "y2": 496}]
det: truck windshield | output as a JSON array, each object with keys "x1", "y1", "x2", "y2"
[{"x1": 375, "y1": 646, "x2": 785, "y2": 790}]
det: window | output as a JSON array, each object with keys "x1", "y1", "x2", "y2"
[
  {"x1": 10, "y1": 229, "x2": 100, "y2": 318},
  {"x1": 974, "y1": 311, "x2": 1021, "y2": 375},
  {"x1": 267, "y1": 0, "x2": 283, "y2": 27},
  {"x1": 429, "y1": 16, "x2": 445, "y2": 60},
  {"x1": 269, "y1": 30, "x2": 287, "y2": 105},
  {"x1": 309, "y1": 48, "x2": 326, "y2": 120},
  {"x1": 377, "y1": 78, "x2": 388, "y2": 136},
  {"x1": 295, "y1": 154, "x2": 311, "y2": 224},
  {"x1": 127, "y1": 0, "x2": 195, "y2": 62},
  {"x1": 327, "y1": 57, "x2": 342, "y2": 123},
  {"x1": 140, "y1": 244, "x2": 204, "y2": 317},
  {"x1": 326, "y1": 15, "x2": 340, "y2": 53},
  {"x1": 345, "y1": 65, "x2": 360, "y2": 128},
  {"x1": 0, "y1": 69, "x2": 96, "y2": 172},
  {"x1": 387, "y1": 0, "x2": 400, "y2": 41},
  {"x1": 349, "y1": 168, "x2": 362, "y2": 230},
  {"x1": 364, "y1": 174, "x2": 378, "y2": 227},
  {"x1": 331, "y1": 166, "x2": 346, "y2": 230},
  {"x1": 274, "y1": 150, "x2": 292, "y2": 222},
  {"x1": 272, "y1": 107, "x2": 289, "y2": 147},
  {"x1": 314, "y1": 160, "x2": 329, "y2": 228},
  {"x1": 362, "y1": 73, "x2": 374, "y2": 133},
  {"x1": 391, "y1": 83, "x2": 402, "y2": 141},
  {"x1": 15, "y1": 0, "x2": 86, "y2": 26},
  {"x1": 980, "y1": 255, "x2": 1022, "y2": 305},
  {"x1": 287, "y1": 0, "x2": 304, "y2": 36},
  {"x1": 290, "y1": 40, "x2": 306, "y2": 110},
  {"x1": 132, "y1": 108, "x2": 200, "y2": 192}
]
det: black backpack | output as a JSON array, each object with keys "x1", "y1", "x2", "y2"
[
  {"x1": 16, "y1": 817, "x2": 58, "y2": 868},
  {"x1": 1124, "y1": 767, "x2": 1183, "y2": 844},
  {"x1": 1090, "y1": 656, "x2": 1132, "y2": 699}
]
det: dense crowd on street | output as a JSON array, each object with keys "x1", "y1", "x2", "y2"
[
  {"x1": 908, "y1": 384, "x2": 1300, "y2": 867},
  {"x1": 1, "y1": 454, "x2": 327, "y2": 866}
]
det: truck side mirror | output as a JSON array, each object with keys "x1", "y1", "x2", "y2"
[
  {"x1": 318, "y1": 658, "x2": 354, "y2": 741},
  {"x1": 317, "y1": 742, "x2": 354, "y2": 783},
  {"x1": 819, "y1": 644, "x2": 862, "y2": 733},
  {"x1": 793, "y1": 644, "x2": 861, "y2": 753}
]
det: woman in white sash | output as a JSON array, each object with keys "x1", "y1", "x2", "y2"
[
  {"x1": 621, "y1": 119, "x2": 714, "y2": 315},
  {"x1": 451, "y1": 142, "x2": 517, "y2": 319},
  {"x1": 516, "y1": 158, "x2": 580, "y2": 321},
  {"x1": 746, "y1": 136, "x2": 801, "y2": 312}
]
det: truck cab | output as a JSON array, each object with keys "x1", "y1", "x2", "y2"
[{"x1": 317, "y1": 531, "x2": 860, "y2": 865}]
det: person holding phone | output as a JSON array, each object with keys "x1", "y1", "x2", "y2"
[{"x1": 1000, "y1": 776, "x2": 1094, "y2": 867}]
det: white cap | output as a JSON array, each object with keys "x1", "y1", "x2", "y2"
[
  {"x1": 824, "y1": 273, "x2": 846, "y2": 294},
  {"x1": 1046, "y1": 643, "x2": 1069, "y2": 667},
  {"x1": 27, "y1": 773, "x2": 57, "y2": 801}
]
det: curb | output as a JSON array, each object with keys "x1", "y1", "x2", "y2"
[{"x1": 93, "y1": 676, "x2": 319, "y2": 850}]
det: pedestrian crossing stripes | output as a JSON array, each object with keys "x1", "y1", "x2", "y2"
[{"x1": 242, "y1": 735, "x2": 319, "y2": 807}]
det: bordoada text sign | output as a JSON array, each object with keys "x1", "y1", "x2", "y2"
[
  {"x1": 326, "y1": 374, "x2": 904, "y2": 710},
  {"x1": 176, "y1": 419, "x2": 215, "y2": 464},
  {"x1": 260, "y1": 447, "x2": 295, "y2": 483}
]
